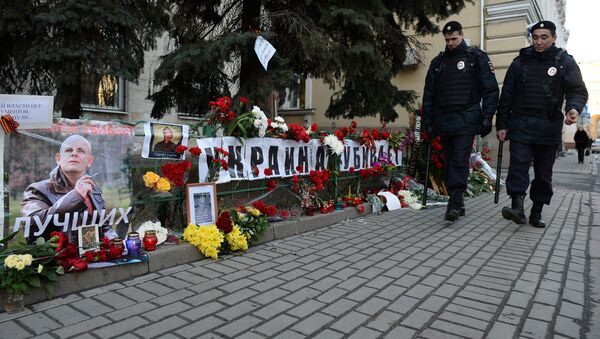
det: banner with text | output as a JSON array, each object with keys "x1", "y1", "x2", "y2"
[{"x1": 195, "y1": 137, "x2": 402, "y2": 183}]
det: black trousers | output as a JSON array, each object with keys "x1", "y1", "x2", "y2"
[
  {"x1": 441, "y1": 134, "x2": 474, "y2": 192},
  {"x1": 576, "y1": 147, "x2": 585, "y2": 163},
  {"x1": 506, "y1": 141, "x2": 557, "y2": 205}
]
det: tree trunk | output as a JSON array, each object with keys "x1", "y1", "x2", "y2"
[{"x1": 240, "y1": 0, "x2": 268, "y2": 108}]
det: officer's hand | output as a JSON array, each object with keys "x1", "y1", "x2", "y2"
[
  {"x1": 480, "y1": 119, "x2": 493, "y2": 137},
  {"x1": 565, "y1": 109, "x2": 579, "y2": 125},
  {"x1": 497, "y1": 129, "x2": 507, "y2": 141},
  {"x1": 74, "y1": 175, "x2": 95, "y2": 199}
]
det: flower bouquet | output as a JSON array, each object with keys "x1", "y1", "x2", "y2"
[{"x1": 0, "y1": 232, "x2": 65, "y2": 312}]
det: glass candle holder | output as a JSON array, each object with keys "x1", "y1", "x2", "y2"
[
  {"x1": 125, "y1": 232, "x2": 141, "y2": 256},
  {"x1": 143, "y1": 230, "x2": 158, "y2": 251}
]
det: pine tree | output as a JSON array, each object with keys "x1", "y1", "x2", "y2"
[
  {"x1": 0, "y1": 0, "x2": 168, "y2": 118},
  {"x1": 150, "y1": 0, "x2": 468, "y2": 122}
]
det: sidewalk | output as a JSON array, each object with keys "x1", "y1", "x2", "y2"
[{"x1": 1, "y1": 154, "x2": 598, "y2": 339}]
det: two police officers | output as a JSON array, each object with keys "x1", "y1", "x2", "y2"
[
  {"x1": 423, "y1": 21, "x2": 499, "y2": 221},
  {"x1": 496, "y1": 20, "x2": 588, "y2": 227}
]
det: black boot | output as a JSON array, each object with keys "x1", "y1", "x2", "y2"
[
  {"x1": 456, "y1": 192, "x2": 465, "y2": 216},
  {"x1": 529, "y1": 203, "x2": 546, "y2": 228},
  {"x1": 502, "y1": 195, "x2": 527, "y2": 224},
  {"x1": 445, "y1": 190, "x2": 461, "y2": 221}
]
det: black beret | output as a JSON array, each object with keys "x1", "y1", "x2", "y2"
[
  {"x1": 530, "y1": 20, "x2": 556, "y2": 35},
  {"x1": 443, "y1": 21, "x2": 462, "y2": 33}
]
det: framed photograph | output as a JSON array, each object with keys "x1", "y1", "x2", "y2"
[
  {"x1": 142, "y1": 121, "x2": 189, "y2": 160},
  {"x1": 78, "y1": 224, "x2": 100, "y2": 256},
  {"x1": 186, "y1": 183, "x2": 218, "y2": 226}
]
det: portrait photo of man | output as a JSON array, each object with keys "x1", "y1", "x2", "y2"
[
  {"x1": 21, "y1": 134, "x2": 105, "y2": 243},
  {"x1": 145, "y1": 122, "x2": 188, "y2": 159},
  {"x1": 193, "y1": 193, "x2": 213, "y2": 226}
]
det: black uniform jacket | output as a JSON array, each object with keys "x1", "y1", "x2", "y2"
[
  {"x1": 423, "y1": 41, "x2": 499, "y2": 137},
  {"x1": 496, "y1": 45, "x2": 588, "y2": 145}
]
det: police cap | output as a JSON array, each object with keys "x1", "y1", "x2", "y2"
[
  {"x1": 443, "y1": 21, "x2": 462, "y2": 34},
  {"x1": 530, "y1": 20, "x2": 556, "y2": 35}
]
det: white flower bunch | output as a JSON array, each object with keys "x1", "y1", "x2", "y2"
[
  {"x1": 252, "y1": 106, "x2": 269, "y2": 137},
  {"x1": 398, "y1": 190, "x2": 422, "y2": 210},
  {"x1": 137, "y1": 220, "x2": 169, "y2": 244},
  {"x1": 4, "y1": 254, "x2": 33, "y2": 271},
  {"x1": 271, "y1": 116, "x2": 288, "y2": 132},
  {"x1": 323, "y1": 134, "x2": 345, "y2": 155}
]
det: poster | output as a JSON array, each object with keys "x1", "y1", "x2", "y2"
[
  {"x1": 6, "y1": 119, "x2": 135, "y2": 240},
  {"x1": 142, "y1": 122, "x2": 189, "y2": 160}
]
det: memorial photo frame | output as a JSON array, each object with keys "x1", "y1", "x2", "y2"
[
  {"x1": 186, "y1": 183, "x2": 218, "y2": 227},
  {"x1": 78, "y1": 224, "x2": 100, "y2": 256}
]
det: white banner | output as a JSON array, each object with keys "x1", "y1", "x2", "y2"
[
  {"x1": 0, "y1": 94, "x2": 53, "y2": 129},
  {"x1": 195, "y1": 137, "x2": 402, "y2": 183}
]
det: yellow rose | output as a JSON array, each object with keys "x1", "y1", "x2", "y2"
[
  {"x1": 155, "y1": 178, "x2": 171, "y2": 192},
  {"x1": 143, "y1": 171, "x2": 160, "y2": 188},
  {"x1": 247, "y1": 207, "x2": 260, "y2": 217}
]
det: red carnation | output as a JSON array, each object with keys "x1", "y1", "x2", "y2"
[
  {"x1": 351, "y1": 120, "x2": 357, "y2": 128},
  {"x1": 296, "y1": 164, "x2": 304, "y2": 172},
  {"x1": 216, "y1": 211, "x2": 234, "y2": 233},
  {"x1": 280, "y1": 210, "x2": 289, "y2": 219},
  {"x1": 357, "y1": 205, "x2": 365, "y2": 213},
  {"x1": 264, "y1": 168, "x2": 273, "y2": 176},
  {"x1": 266, "y1": 179, "x2": 277, "y2": 191},
  {"x1": 239, "y1": 97, "x2": 249, "y2": 105},
  {"x1": 189, "y1": 147, "x2": 202, "y2": 157},
  {"x1": 175, "y1": 145, "x2": 188, "y2": 154},
  {"x1": 349, "y1": 167, "x2": 355, "y2": 174},
  {"x1": 310, "y1": 123, "x2": 318, "y2": 132}
]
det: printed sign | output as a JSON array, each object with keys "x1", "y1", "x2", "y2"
[{"x1": 0, "y1": 94, "x2": 53, "y2": 129}]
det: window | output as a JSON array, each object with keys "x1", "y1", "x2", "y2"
[
  {"x1": 81, "y1": 73, "x2": 125, "y2": 111},
  {"x1": 279, "y1": 76, "x2": 312, "y2": 110}
]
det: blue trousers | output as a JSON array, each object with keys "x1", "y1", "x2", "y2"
[
  {"x1": 441, "y1": 135, "x2": 474, "y2": 192},
  {"x1": 506, "y1": 141, "x2": 557, "y2": 205}
]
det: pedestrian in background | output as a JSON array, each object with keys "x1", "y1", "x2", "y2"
[
  {"x1": 496, "y1": 20, "x2": 588, "y2": 228},
  {"x1": 422, "y1": 21, "x2": 499, "y2": 221},
  {"x1": 574, "y1": 127, "x2": 589, "y2": 164}
]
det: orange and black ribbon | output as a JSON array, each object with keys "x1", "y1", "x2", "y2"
[{"x1": 0, "y1": 114, "x2": 19, "y2": 134}]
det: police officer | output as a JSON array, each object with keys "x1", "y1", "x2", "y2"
[
  {"x1": 423, "y1": 21, "x2": 499, "y2": 221},
  {"x1": 497, "y1": 20, "x2": 588, "y2": 228}
]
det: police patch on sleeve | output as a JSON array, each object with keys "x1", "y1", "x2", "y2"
[
  {"x1": 548, "y1": 67, "x2": 557, "y2": 76},
  {"x1": 488, "y1": 60, "x2": 495, "y2": 74}
]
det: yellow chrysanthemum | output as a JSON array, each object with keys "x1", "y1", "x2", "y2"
[
  {"x1": 183, "y1": 224, "x2": 224, "y2": 260},
  {"x1": 143, "y1": 171, "x2": 160, "y2": 187},
  {"x1": 226, "y1": 225, "x2": 248, "y2": 252},
  {"x1": 155, "y1": 177, "x2": 171, "y2": 192},
  {"x1": 4, "y1": 254, "x2": 33, "y2": 270}
]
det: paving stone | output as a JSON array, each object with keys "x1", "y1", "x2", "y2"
[
  {"x1": 383, "y1": 326, "x2": 417, "y2": 339},
  {"x1": 287, "y1": 299, "x2": 326, "y2": 318},
  {"x1": 347, "y1": 327, "x2": 382, "y2": 339},
  {"x1": 418, "y1": 328, "x2": 464, "y2": 339},
  {"x1": 291, "y1": 313, "x2": 335, "y2": 336},
  {"x1": 521, "y1": 318, "x2": 550, "y2": 338},
  {"x1": 321, "y1": 298, "x2": 358, "y2": 317},
  {"x1": 400, "y1": 309, "x2": 435, "y2": 329},
  {"x1": 42, "y1": 304, "x2": 90, "y2": 326},
  {"x1": 105, "y1": 301, "x2": 156, "y2": 321},
  {"x1": 215, "y1": 315, "x2": 262, "y2": 337},
  {"x1": 251, "y1": 287, "x2": 289, "y2": 305},
  {"x1": 51, "y1": 316, "x2": 112, "y2": 338},
  {"x1": 366, "y1": 310, "x2": 403, "y2": 332},
  {"x1": 254, "y1": 299, "x2": 295, "y2": 319},
  {"x1": 176, "y1": 316, "x2": 226, "y2": 337},
  {"x1": 255, "y1": 314, "x2": 298, "y2": 336},
  {"x1": 534, "y1": 289, "x2": 560, "y2": 306},
  {"x1": 217, "y1": 300, "x2": 260, "y2": 320},
  {"x1": 430, "y1": 319, "x2": 485, "y2": 338},
  {"x1": 71, "y1": 298, "x2": 114, "y2": 317},
  {"x1": 150, "y1": 288, "x2": 196, "y2": 306},
  {"x1": 559, "y1": 301, "x2": 584, "y2": 319},
  {"x1": 330, "y1": 311, "x2": 370, "y2": 334},
  {"x1": 388, "y1": 295, "x2": 420, "y2": 314},
  {"x1": 419, "y1": 295, "x2": 449, "y2": 313},
  {"x1": 143, "y1": 301, "x2": 192, "y2": 322},
  {"x1": 0, "y1": 320, "x2": 33, "y2": 339},
  {"x1": 554, "y1": 315, "x2": 581, "y2": 337},
  {"x1": 405, "y1": 284, "x2": 435, "y2": 299},
  {"x1": 445, "y1": 303, "x2": 494, "y2": 321},
  {"x1": 135, "y1": 315, "x2": 188, "y2": 338},
  {"x1": 434, "y1": 284, "x2": 461, "y2": 298},
  {"x1": 496, "y1": 306, "x2": 525, "y2": 325},
  {"x1": 92, "y1": 316, "x2": 148, "y2": 338},
  {"x1": 529, "y1": 303, "x2": 555, "y2": 322},
  {"x1": 356, "y1": 297, "x2": 390, "y2": 316},
  {"x1": 487, "y1": 322, "x2": 518, "y2": 339},
  {"x1": 438, "y1": 311, "x2": 489, "y2": 331}
]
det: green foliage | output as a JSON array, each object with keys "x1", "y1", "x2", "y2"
[
  {"x1": 231, "y1": 209, "x2": 268, "y2": 243},
  {"x1": 0, "y1": 0, "x2": 169, "y2": 118},
  {"x1": 151, "y1": 0, "x2": 469, "y2": 122},
  {"x1": 0, "y1": 232, "x2": 64, "y2": 297}
]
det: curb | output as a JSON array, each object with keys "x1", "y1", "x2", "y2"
[{"x1": 1, "y1": 204, "x2": 373, "y2": 307}]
